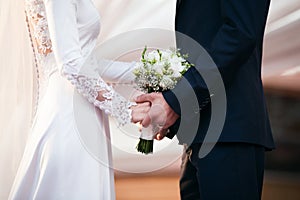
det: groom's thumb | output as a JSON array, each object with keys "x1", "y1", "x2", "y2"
[{"x1": 155, "y1": 133, "x2": 165, "y2": 141}]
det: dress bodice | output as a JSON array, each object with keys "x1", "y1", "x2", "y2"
[
  {"x1": 25, "y1": 0, "x2": 100, "y2": 77},
  {"x1": 24, "y1": 0, "x2": 136, "y2": 126}
]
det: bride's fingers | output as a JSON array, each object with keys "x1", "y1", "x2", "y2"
[
  {"x1": 141, "y1": 114, "x2": 151, "y2": 127},
  {"x1": 131, "y1": 113, "x2": 148, "y2": 123},
  {"x1": 96, "y1": 90, "x2": 107, "y2": 101},
  {"x1": 131, "y1": 106, "x2": 150, "y2": 116},
  {"x1": 131, "y1": 102, "x2": 151, "y2": 123},
  {"x1": 131, "y1": 109, "x2": 149, "y2": 123}
]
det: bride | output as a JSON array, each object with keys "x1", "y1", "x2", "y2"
[{"x1": 8, "y1": 0, "x2": 151, "y2": 199}]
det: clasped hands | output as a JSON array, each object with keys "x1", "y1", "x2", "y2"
[
  {"x1": 96, "y1": 90, "x2": 179, "y2": 140},
  {"x1": 130, "y1": 92, "x2": 179, "y2": 140}
]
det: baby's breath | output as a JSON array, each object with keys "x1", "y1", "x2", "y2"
[{"x1": 134, "y1": 46, "x2": 192, "y2": 93}]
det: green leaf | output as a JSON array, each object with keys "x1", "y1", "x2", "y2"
[{"x1": 142, "y1": 46, "x2": 147, "y2": 60}]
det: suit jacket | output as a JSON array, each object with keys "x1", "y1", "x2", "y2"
[{"x1": 163, "y1": 0, "x2": 275, "y2": 149}]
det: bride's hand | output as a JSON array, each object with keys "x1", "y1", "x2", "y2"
[
  {"x1": 96, "y1": 90, "x2": 107, "y2": 102},
  {"x1": 131, "y1": 102, "x2": 151, "y2": 123},
  {"x1": 97, "y1": 90, "x2": 151, "y2": 123}
]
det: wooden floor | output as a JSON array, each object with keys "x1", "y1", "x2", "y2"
[
  {"x1": 115, "y1": 176, "x2": 180, "y2": 200},
  {"x1": 115, "y1": 174, "x2": 300, "y2": 200}
]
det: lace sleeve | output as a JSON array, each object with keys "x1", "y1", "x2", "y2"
[
  {"x1": 62, "y1": 55, "x2": 135, "y2": 126},
  {"x1": 33, "y1": 0, "x2": 135, "y2": 126}
]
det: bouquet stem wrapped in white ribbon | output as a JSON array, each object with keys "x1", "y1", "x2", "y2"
[{"x1": 134, "y1": 46, "x2": 193, "y2": 154}]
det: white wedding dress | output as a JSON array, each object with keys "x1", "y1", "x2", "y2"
[{"x1": 9, "y1": 0, "x2": 136, "y2": 199}]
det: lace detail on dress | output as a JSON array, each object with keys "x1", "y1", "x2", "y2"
[
  {"x1": 63, "y1": 72, "x2": 134, "y2": 126},
  {"x1": 95, "y1": 88, "x2": 134, "y2": 126},
  {"x1": 25, "y1": 0, "x2": 56, "y2": 119},
  {"x1": 25, "y1": 0, "x2": 53, "y2": 57},
  {"x1": 61, "y1": 54, "x2": 134, "y2": 126},
  {"x1": 25, "y1": 0, "x2": 133, "y2": 126}
]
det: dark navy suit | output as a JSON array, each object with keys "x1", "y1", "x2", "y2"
[{"x1": 162, "y1": 0, "x2": 275, "y2": 199}]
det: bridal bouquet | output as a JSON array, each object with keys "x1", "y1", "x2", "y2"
[{"x1": 133, "y1": 46, "x2": 193, "y2": 154}]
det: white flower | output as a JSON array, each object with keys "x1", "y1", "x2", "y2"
[
  {"x1": 172, "y1": 55, "x2": 185, "y2": 63},
  {"x1": 170, "y1": 60, "x2": 185, "y2": 77},
  {"x1": 134, "y1": 47, "x2": 191, "y2": 92},
  {"x1": 172, "y1": 70, "x2": 182, "y2": 78},
  {"x1": 159, "y1": 75, "x2": 175, "y2": 89},
  {"x1": 153, "y1": 62, "x2": 164, "y2": 74},
  {"x1": 160, "y1": 49, "x2": 173, "y2": 61},
  {"x1": 145, "y1": 50, "x2": 160, "y2": 61}
]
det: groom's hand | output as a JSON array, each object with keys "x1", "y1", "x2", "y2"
[
  {"x1": 135, "y1": 93, "x2": 179, "y2": 129},
  {"x1": 154, "y1": 129, "x2": 169, "y2": 140},
  {"x1": 130, "y1": 102, "x2": 151, "y2": 123}
]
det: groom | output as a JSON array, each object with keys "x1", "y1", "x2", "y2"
[{"x1": 132, "y1": 0, "x2": 275, "y2": 199}]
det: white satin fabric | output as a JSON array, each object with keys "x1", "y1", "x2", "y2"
[
  {"x1": 0, "y1": 0, "x2": 177, "y2": 199},
  {"x1": 9, "y1": 0, "x2": 136, "y2": 199}
]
